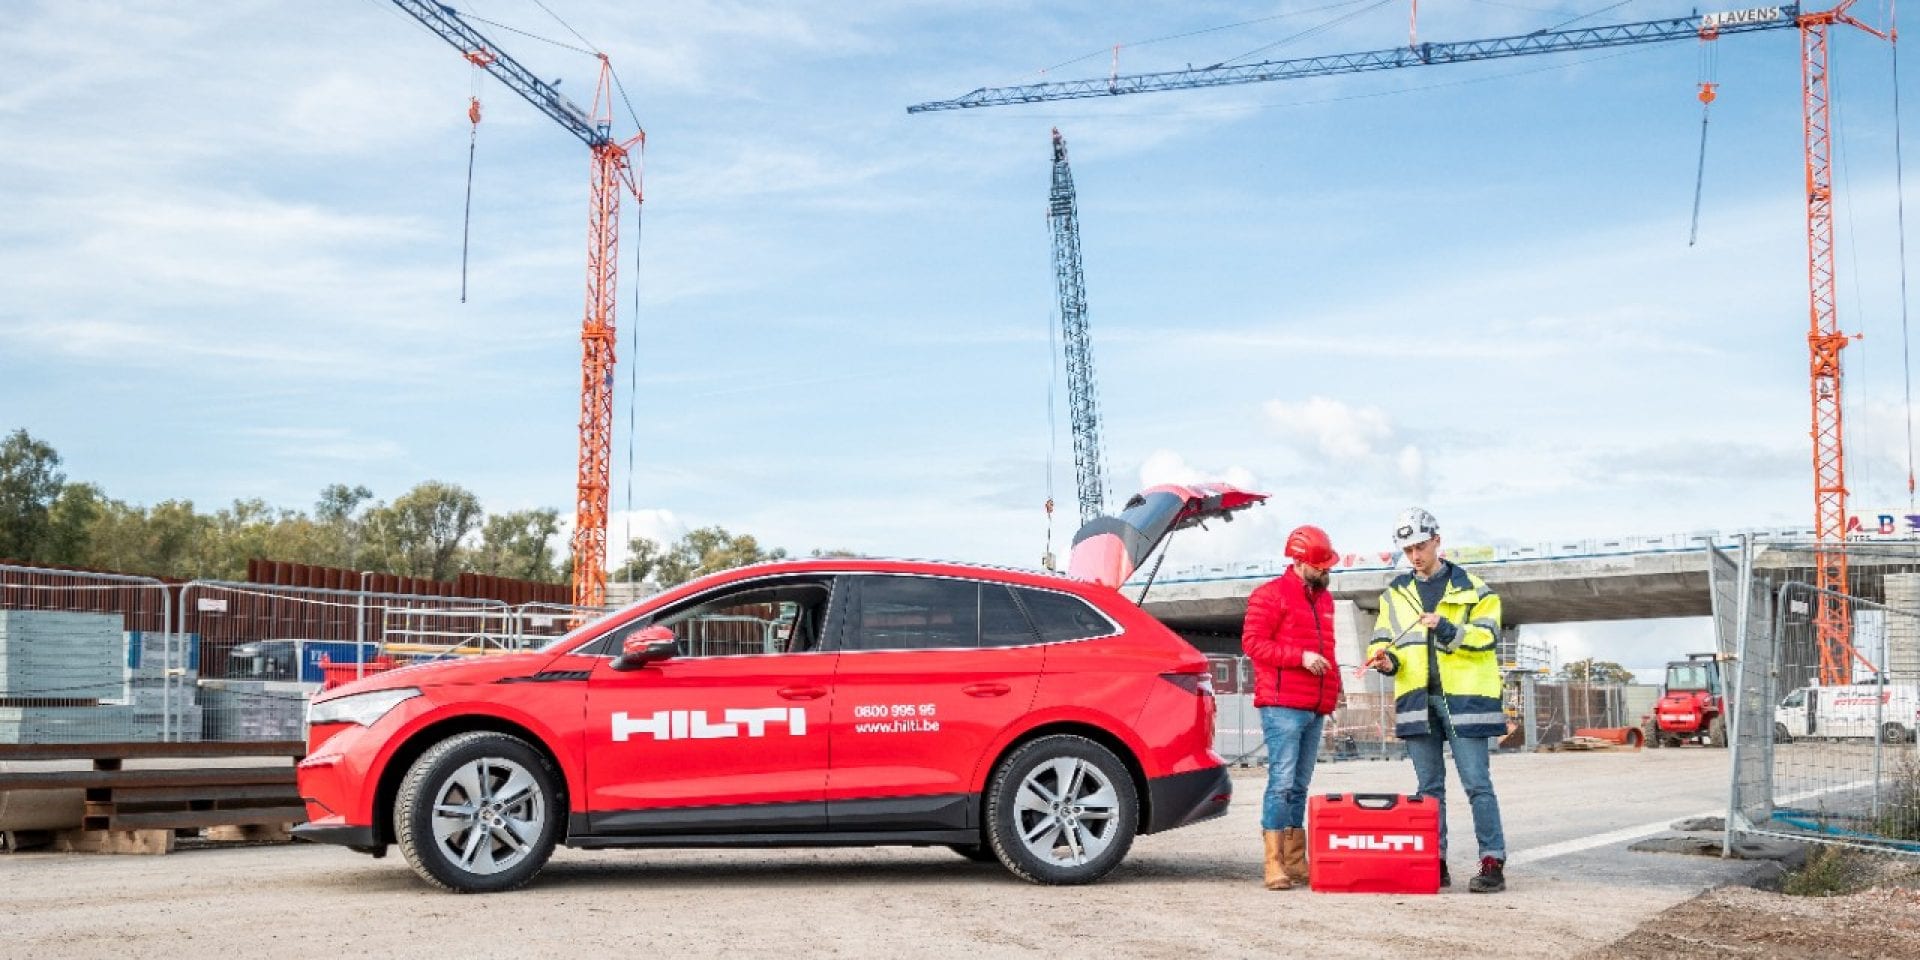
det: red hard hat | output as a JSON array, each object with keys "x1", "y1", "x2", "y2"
[{"x1": 1285, "y1": 525, "x2": 1338, "y2": 568}]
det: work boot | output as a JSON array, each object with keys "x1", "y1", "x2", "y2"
[
  {"x1": 1439, "y1": 861, "x2": 1451, "y2": 888},
  {"x1": 1469, "y1": 856, "x2": 1506, "y2": 893},
  {"x1": 1262, "y1": 830, "x2": 1291, "y2": 890},
  {"x1": 1280, "y1": 827, "x2": 1309, "y2": 884}
]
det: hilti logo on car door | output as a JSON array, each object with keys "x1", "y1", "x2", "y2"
[{"x1": 826, "y1": 575, "x2": 1045, "y2": 808}]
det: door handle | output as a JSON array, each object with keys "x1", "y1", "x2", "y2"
[
  {"x1": 778, "y1": 685, "x2": 827, "y2": 701},
  {"x1": 963, "y1": 682, "x2": 1011, "y2": 698}
]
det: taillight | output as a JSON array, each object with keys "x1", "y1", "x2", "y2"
[{"x1": 1160, "y1": 672, "x2": 1215, "y2": 697}]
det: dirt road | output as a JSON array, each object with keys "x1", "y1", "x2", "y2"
[{"x1": 0, "y1": 749, "x2": 1797, "y2": 959}]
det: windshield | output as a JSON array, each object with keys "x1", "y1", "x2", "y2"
[{"x1": 1666, "y1": 663, "x2": 1715, "y2": 692}]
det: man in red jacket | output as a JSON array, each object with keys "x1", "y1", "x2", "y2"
[{"x1": 1242, "y1": 524, "x2": 1342, "y2": 890}]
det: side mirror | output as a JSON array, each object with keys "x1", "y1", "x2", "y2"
[{"x1": 612, "y1": 625, "x2": 678, "y2": 671}]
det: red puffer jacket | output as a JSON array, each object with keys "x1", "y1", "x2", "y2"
[{"x1": 1241, "y1": 567, "x2": 1341, "y2": 714}]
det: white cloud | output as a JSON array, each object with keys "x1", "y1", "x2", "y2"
[{"x1": 1263, "y1": 396, "x2": 1427, "y2": 495}]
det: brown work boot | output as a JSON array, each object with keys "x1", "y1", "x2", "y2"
[
  {"x1": 1262, "y1": 830, "x2": 1291, "y2": 890},
  {"x1": 1280, "y1": 827, "x2": 1310, "y2": 885}
]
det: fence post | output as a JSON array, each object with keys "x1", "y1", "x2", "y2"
[{"x1": 1520, "y1": 672, "x2": 1538, "y2": 752}]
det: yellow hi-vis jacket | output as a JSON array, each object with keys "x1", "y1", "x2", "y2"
[{"x1": 1367, "y1": 562, "x2": 1506, "y2": 739}]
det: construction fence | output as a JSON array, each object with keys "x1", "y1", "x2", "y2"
[
  {"x1": 0, "y1": 562, "x2": 610, "y2": 745},
  {"x1": 1206, "y1": 654, "x2": 1650, "y2": 765},
  {"x1": 1728, "y1": 539, "x2": 1920, "y2": 857}
]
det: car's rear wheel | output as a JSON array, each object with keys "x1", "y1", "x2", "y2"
[
  {"x1": 1708, "y1": 716, "x2": 1728, "y2": 748},
  {"x1": 395, "y1": 731, "x2": 561, "y2": 893},
  {"x1": 985, "y1": 734, "x2": 1137, "y2": 885},
  {"x1": 1882, "y1": 722, "x2": 1911, "y2": 745}
]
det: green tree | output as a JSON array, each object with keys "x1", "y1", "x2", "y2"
[
  {"x1": 0, "y1": 429, "x2": 65, "y2": 561},
  {"x1": 1565, "y1": 658, "x2": 1636, "y2": 685},
  {"x1": 362, "y1": 481, "x2": 483, "y2": 581},
  {"x1": 43, "y1": 482, "x2": 105, "y2": 566},
  {"x1": 472, "y1": 508, "x2": 562, "y2": 582},
  {"x1": 313, "y1": 483, "x2": 374, "y2": 567},
  {"x1": 610, "y1": 536, "x2": 662, "y2": 584},
  {"x1": 653, "y1": 526, "x2": 788, "y2": 587}
]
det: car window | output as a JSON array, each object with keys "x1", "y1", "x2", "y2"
[
  {"x1": 979, "y1": 584, "x2": 1039, "y2": 648},
  {"x1": 1014, "y1": 587, "x2": 1113, "y2": 643},
  {"x1": 1782, "y1": 690, "x2": 1805, "y2": 708},
  {"x1": 847, "y1": 576, "x2": 979, "y2": 651},
  {"x1": 592, "y1": 577, "x2": 834, "y2": 658}
]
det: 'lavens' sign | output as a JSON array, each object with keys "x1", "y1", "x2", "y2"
[{"x1": 1700, "y1": 6, "x2": 1791, "y2": 30}]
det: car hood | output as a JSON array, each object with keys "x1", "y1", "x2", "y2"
[
  {"x1": 1067, "y1": 482, "x2": 1268, "y2": 588},
  {"x1": 311, "y1": 651, "x2": 559, "y2": 702}
]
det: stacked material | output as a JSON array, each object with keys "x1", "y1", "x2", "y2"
[
  {"x1": 0, "y1": 611, "x2": 131, "y2": 744},
  {"x1": 0, "y1": 610, "x2": 124, "y2": 701},
  {"x1": 196, "y1": 679, "x2": 310, "y2": 741},
  {"x1": 124, "y1": 631, "x2": 201, "y2": 741}
]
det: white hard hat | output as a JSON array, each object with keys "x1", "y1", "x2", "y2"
[{"x1": 1392, "y1": 507, "x2": 1439, "y2": 549}]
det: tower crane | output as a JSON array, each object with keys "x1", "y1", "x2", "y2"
[
  {"x1": 1048, "y1": 128, "x2": 1111, "y2": 528},
  {"x1": 387, "y1": 1, "x2": 643, "y2": 609},
  {"x1": 911, "y1": 3, "x2": 1894, "y2": 685}
]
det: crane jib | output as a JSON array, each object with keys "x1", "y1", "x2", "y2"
[{"x1": 905, "y1": 6, "x2": 1802, "y2": 113}]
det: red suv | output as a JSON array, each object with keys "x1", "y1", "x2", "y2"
[{"x1": 295, "y1": 483, "x2": 1263, "y2": 892}]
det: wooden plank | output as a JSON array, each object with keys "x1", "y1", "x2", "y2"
[
  {"x1": 100, "y1": 804, "x2": 306, "y2": 831},
  {"x1": 0, "y1": 766, "x2": 295, "y2": 791},
  {"x1": 52, "y1": 828, "x2": 176, "y2": 855},
  {"x1": 0, "y1": 741, "x2": 305, "y2": 762},
  {"x1": 89, "y1": 782, "x2": 299, "y2": 805}
]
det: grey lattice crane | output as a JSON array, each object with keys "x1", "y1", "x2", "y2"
[{"x1": 1049, "y1": 128, "x2": 1110, "y2": 527}]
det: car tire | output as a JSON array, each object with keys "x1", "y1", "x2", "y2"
[
  {"x1": 1773, "y1": 722, "x2": 1792, "y2": 744},
  {"x1": 948, "y1": 843, "x2": 999, "y2": 863},
  {"x1": 1882, "y1": 722, "x2": 1911, "y2": 745},
  {"x1": 1708, "y1": 716, "x2": 1728, "y2": 748},
  {"x1": 984, "y1": 734, "x2": 1138, "y2": 885},
  {"x1": 395, "y1": 731, "x2": 562, "y2": 894}
]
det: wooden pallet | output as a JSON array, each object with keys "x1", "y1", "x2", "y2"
[{"x1": 0, "y1": 741, "x2": 305, "y2": 852}]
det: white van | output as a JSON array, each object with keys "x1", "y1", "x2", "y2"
[{"x1": 1775, "y1": 683, "x2": 1920, "y2": 744}]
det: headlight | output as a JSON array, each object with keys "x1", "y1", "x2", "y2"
[{"x1": 307, "y1": 687, "x2": 421, "y2": 727}]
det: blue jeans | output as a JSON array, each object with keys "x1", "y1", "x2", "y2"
[
  {"x1": 1259, "y1": 707, "x2": 1325, "y2": 830},
  {"x1": 1405, "y1": 705, "x2": 1506, "y2": 861}
]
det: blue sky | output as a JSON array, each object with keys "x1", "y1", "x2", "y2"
[{"x1": 2, "y1": 1, "x2": 1915, "y2": 668}]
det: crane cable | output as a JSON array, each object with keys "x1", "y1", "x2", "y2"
[
  {"x1": 1688, "y1": 29, "x2": 1719, "y2": 247},
  {"x1": 1892, "y1": 0, "x2": 1916, "y2": 510},
  {"x1": 461, "y1": 64, "x2": 483, "y2": 303}
]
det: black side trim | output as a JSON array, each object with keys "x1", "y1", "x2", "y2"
[
  {"x1": 567, "y1": 829, "x2": 978, "y2": 850},
  {"x1": 292, "y1": 822, "x2": 379, "y2": 847},
  {"x1": 498, "y1": 671, "x2": 592, "y2": 684},
  {"x1": 1143, "y1": 765, "x2": 1232, "y2": 834},
  {"x1": 582, "y1": 801, "x2": 827, "y2": 836},
  {"x1": 829, "y1": 793, "x2": 973, "y2": 832}
]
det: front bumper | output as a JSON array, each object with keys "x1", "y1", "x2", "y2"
[{"x1": 1143, "y1": 764, "x2": 1232, "y2": 834}]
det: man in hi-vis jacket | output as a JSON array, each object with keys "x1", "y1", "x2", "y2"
[{"x1": 1366, "y1": 507, "x2": 1509, "y2": 893}]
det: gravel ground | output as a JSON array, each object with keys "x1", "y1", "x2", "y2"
[{"x1": 0, "y1": 748, "x2": 1862, "y2": 959}]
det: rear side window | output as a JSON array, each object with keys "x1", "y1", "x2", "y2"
[
  {"x1": 848, "y1": 576, "x2": 978, "y2": 650},
  {"x1": 1015, "y1": 588, "x2": 1114, "y2": 642},
  {"x1": 979, "y1": 584, "x2": 1039, "y2": 648}
]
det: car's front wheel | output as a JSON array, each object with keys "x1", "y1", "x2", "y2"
[
  {"x1": 985, "y1": 734, "x2": 1138, "y2": 885},
  {"x1": 395, "y1": 731, "x2": 562, "y2": 893}
]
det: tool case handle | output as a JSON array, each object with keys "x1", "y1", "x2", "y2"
[{"x1": 1326, "y1": 792, "x2": 1425, "y2": 809}]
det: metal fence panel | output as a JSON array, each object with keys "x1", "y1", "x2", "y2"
[
  {"x1": 1730, "y1": 576, "x2": 1920, "y2": 855},
  {"x1": 0, "y1": 564, "x2": 179, "y2": 743},
  {"x1": 1207, "y1": 655, "x2": 1402, "y2": 765}
]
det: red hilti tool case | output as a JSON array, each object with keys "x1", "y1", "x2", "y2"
[{"x1": 1307, "y1": 793, "x2": 1442, "y2": 894}]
